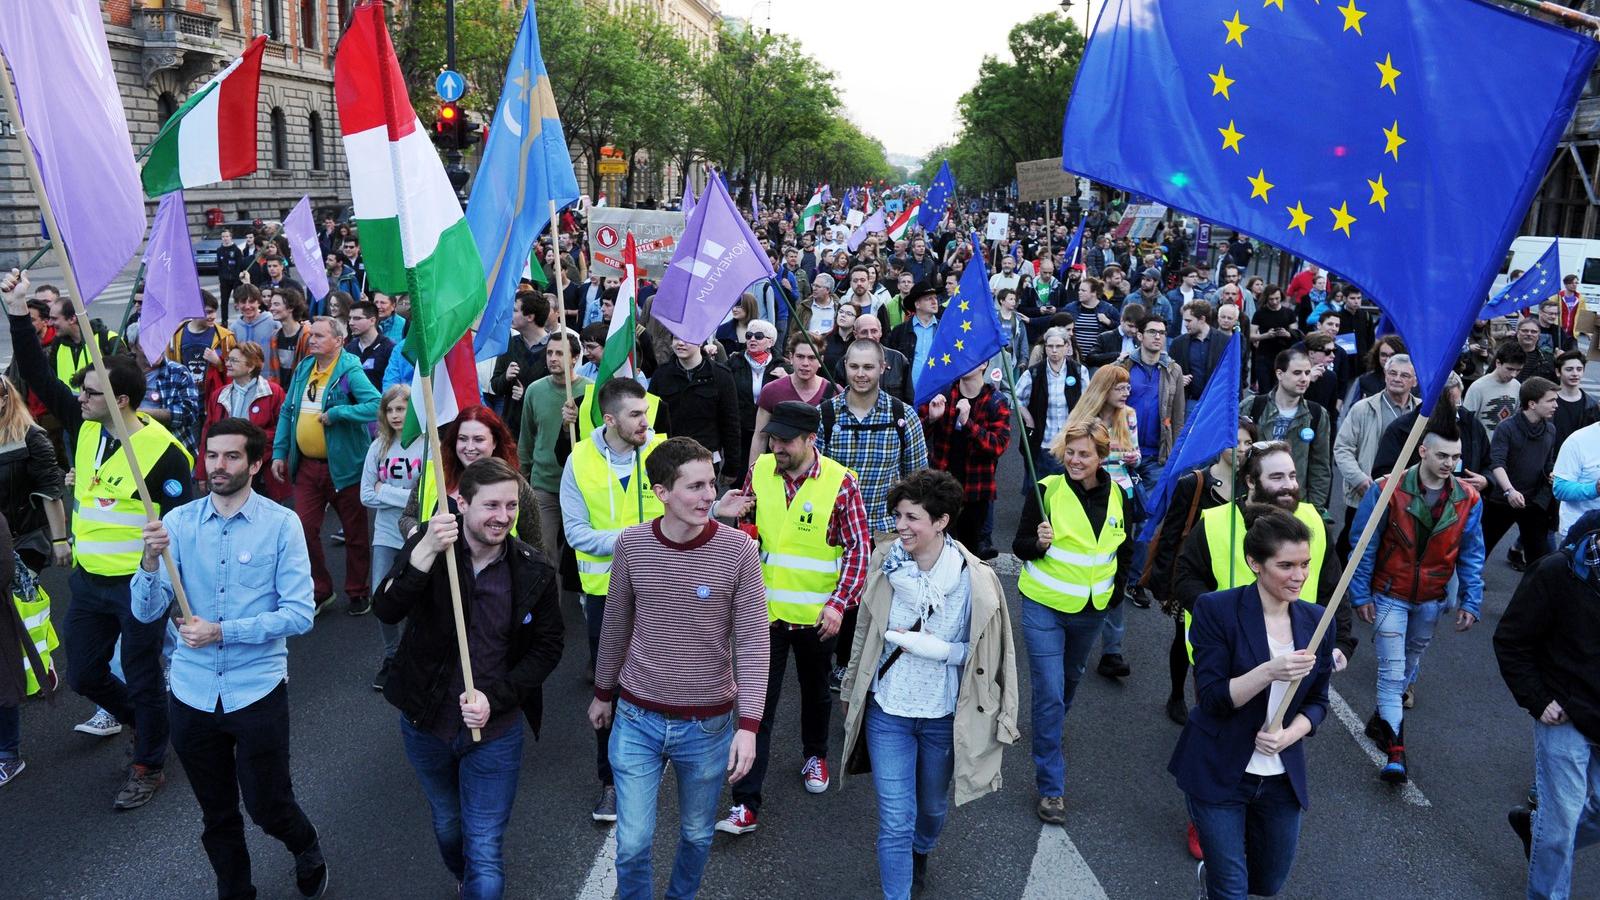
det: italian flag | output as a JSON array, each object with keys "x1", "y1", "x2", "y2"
[
  {"x1": 800, "y1": 186, "x2": 825, "y2": 232},
  {"x1": 888, "y1": 200, "x2": 920, "y2": 241},
  {"x1": 402, "y1": 332, "x2": 482, "y2": 444},
  {"x1": 140, "y1": 35, "x2": 266, "y2": 197},
  {"x1": 336, "y1": 3, "x2": 486, "y2": 376},
  {"x1": 590, "y1": 232, "x2": 640, "y2": 427}
]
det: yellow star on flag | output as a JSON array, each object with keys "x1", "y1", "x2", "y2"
[
  {"x1": 1382, "y1": 120, "x2": 1406, "y2": 160},
  {"x1": 1218, "y1": 119, "x2": 1245, "y2": 153},
  {"x1": 1210, "y1": 65, "x2": 1236, "y2": 99},
  {"x1": 961, "y1": 320, "x2": 973, "y2": 332},
  {"x1": 1264, "y1": 0, "x2": 1284, "y2": 9},
  {"x1": 1328, "y1": 201, "x2": 1357, "y2": 237},
  {"x1": 959, "y1": 300, "x2": 970, "y2": 312},
  {"x1": 1376, "y1": 54, "x2": 1401, "y2": 93},
  {"x1": 1338, "y1": 0, "x2": 1366, "y2": 34},
  {"x1": 926, "y1": 358, "x2": 936, "y2": 368},
  {"x1": 1286, "y1": 201, "x2": 1313, "y2": 234},
  {"x1": 1222, "y1": 11, "x2": 1249, "y2": 46},
  {"x1": 941, "y1": 353, "x2": 952, "y2": 365},
  {"x1": 955, "y1": 339, "x2": 966, "y2": 351},
  {"x1": 1247, "y1": 169, "x2": 1274, "y2": 203},
  {"x1": 1367, "y1": 174, "x2": 1389, "y2": 212}
]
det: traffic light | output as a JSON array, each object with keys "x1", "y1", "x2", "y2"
[
  {"x1": 458, "y1": 112, "x2": 483, "y2": 151},
  {"x1": 434, "y1": 101, "x2": 460, "y2": 148}
]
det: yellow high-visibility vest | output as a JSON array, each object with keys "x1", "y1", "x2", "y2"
[
  {"x1": 570, "y1": 432, "x2": 665, "y2": 596},
  {"x1": 752, "y1": 453, "x2": 850, "y2": 624},
  {"x1": 1018, "y1": 474, "x2": 1125, "y2": 614},
  {"x1": 72, "y1": 417, "x2": 192, "y2": 577}
]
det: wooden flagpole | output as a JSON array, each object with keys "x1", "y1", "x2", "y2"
[
  {"x1": 547, "y1": 199, "x2": 577, "y2": 446},
  {"x1": 1268, "y1": 412, "x2": 1430, "y2": 731},
  {"x1": 0, "y1": 48, "x2": 193, "y2": 621},
  {"x1": 419, "y1": 372, "x2": 481, "y2": 743}
]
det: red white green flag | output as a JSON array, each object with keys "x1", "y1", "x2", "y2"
[
  {"x1": 888, "y1": 200, "x2": 921, "y2": 241},
  {"x1": 140, "y1": 35, "x2": 266, "y2": 196}
]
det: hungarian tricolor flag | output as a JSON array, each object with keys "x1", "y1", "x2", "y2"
[
  {"x1": 801, "y1": 186, "x2": 825, "y2": 232},
  {"x1": 590, "y1": 232, "x2": 639, "y2": 427},
  {"x1": 336, "y1": 2, "x2": 486, "y2": 377},
  {"x1": 140, "y1": 35, "x2": 266, "y2": 196},
  {"x1": 402, "y1": 332, "x2": 481, "y2": 444},
  {"x1": 888, "y1": 200, "x2": 920, "y2": 241}
]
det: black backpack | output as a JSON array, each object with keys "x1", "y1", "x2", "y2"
[{"x1": 820, "y1": 395, "x2": 912, "y2": 466}]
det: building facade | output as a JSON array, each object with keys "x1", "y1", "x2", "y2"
[
  {"x1": 0, "y1": 1, "x2": 355, "y2": 269},
  {"x1": 1526, "y1": 66, "x2": 1600, "y2": 239}
]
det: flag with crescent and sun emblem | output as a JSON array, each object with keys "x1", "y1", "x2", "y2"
[
  {"x1": 1061, "y1": 0, "x2": 1596, "y2": 411},
  {"x1": 466, "y1": 0, "x2": 581, "y2": 361}
]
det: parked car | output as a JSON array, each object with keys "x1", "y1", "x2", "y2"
[{"x1": 194, "y1": 220, "x2": 258, "y2": 274}]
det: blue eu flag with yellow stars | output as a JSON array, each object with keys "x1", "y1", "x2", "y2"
[
  {"x1": 914, "y1": 232, "x2": 1005, "y2": 407},
  {"x1": 919, "y1": 161, "x2": 955, "y2": 232},
  {"x1": 1484, "y1": 240, "x2": 1561, "y2": 318},
  {"x1": 1061, "y1": 0, "x2": 1596, "y2": 412}
]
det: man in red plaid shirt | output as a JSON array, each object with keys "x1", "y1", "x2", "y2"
[
  {"x1": 712, "y1": 401, "x2": 871, "y2": 835},
  {"x1": 921, "y1": 362, "x2": 1014, "y2": 559}
]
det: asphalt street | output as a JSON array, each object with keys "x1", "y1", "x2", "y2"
[{"x1": 3, "y1": 433, "x2": 1594, "y2": 900}]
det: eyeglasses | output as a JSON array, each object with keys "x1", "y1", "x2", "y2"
[{"x1": 80, "y1": 386, "x2": 104, "y2": 398}]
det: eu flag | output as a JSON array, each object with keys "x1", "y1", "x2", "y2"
[
  {"x1": 465, "y1": 0, "x2": 581, "y2": 361},
  {"x1": 1061, "y1": 0, "x2": 1596, "y2": 411},
  {"x1": 1138, "y1": 334, "x2": 1242, "y2": 541},
  {"x1": 914, "y1": 232, "x2": 1005, "y2": 406},
  {"x1": 919, "y1": 161, "x2": 955, "y2": 232},
  {"x1": 1484, "y1": 239, "x2": 1561, "y2": 318}
]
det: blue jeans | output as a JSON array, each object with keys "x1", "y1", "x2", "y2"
[
  {"x1": 1187, "y1": 773, "x2": 1302, "y2": 899},
  {"x1": 399, "y1": 717, "x2": 524, "y2": 900},
  {"x1": 0, "y1": 704, "x2": 18, "y2": 759},
  {"x1": 371, "y1": 544, "x2": 404, "y2": 659},
  {"x1": 610, "y1": 698, "x2": 735, "y2": 900},
  {"x1": 1020, "y1": 598, "x2": 1108, "y2": 796},
  {"x1": 1370, "y1": 594, "x2": 1445, "y2": 731},
  {"x1": 865, "y1": 702, "x2": 954, "y2": 900},
  {"x1": 1529, "y1": 721, "x2": 1600, "y2": 899}
]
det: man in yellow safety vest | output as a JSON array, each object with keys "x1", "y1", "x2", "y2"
[{"x1": 712, "y1": 400, "x2": 871, "y2": 835}]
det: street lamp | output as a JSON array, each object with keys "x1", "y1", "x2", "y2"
[{"x1": 1059, "y1": 0, "x2": 1090, "y2": 35}]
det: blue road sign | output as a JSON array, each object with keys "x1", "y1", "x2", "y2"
[{"x1": 435, "y1": 70, "x2": 465, "y2": 102}]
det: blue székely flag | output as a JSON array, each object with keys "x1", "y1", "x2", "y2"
[
  {"x1": 1137, "y1": 333, "x2": 1242, "y2": 541},
  {"x1": 1062, "y1": 217, "x2": 1087, "y2": 268},
  {"x1": 914, "y1": 232, "x2": 1006, "y2": 407},
  {"x1": 1061, "y1": 0, "x2": 1596, "y2": 412},
  {"x1": 1483, "y1": 239, "x2": 1561, "y2": 318},
  {"x1": 465, "y1": 0, "x2": 581, "y2": 361},
  {"x1": 919, "y1": 161, "x2": 955, "y2": 232}
]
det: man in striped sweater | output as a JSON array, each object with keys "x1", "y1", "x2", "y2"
[{"x1": 587, "y1": 437, "x2": 768, "y2": 900}]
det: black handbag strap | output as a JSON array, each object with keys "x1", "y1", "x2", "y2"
[{"x1": 876, "y1": 616, "x2": 924, "y2": 681}]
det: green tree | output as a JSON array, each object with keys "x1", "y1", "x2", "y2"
[{"x1": 392, "y1": 0, "x2": 524, "y2": 120}]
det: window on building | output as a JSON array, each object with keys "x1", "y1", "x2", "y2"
[
  {"x1": 217, "y1": 0, "x2": 239, "y2": 32},
  {"x1": 157, "y1": 92, "x2": 179, "y2": 127},
  {"x1": 309, "y1": 112, "x2": 325, "y2": 171},
  {"x1": 263, "y1": 0, "x2": 283, "y2": 41},
  {"x1": 301, "y1": 0, "x2": 317, "y2": 49},
  {"x1": 271, "y1": 107, "x2": 289, "y2": 170}
]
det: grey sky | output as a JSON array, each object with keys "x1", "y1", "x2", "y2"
[{"x1": 757, "y1": 0, "x2": 1100, "y2": 160}]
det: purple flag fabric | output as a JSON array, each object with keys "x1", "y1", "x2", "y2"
[
  {"x1": 652, "y1": 176, "x2": 776, "y2": 343},
  {"x1": 0, "y1": 0, "x2": 144, "y2": 303},
  {"x1": 848, "y1": 208, "x2": 886, "y2": 252},
  {"x1": 137, "y1": 191, "x2": 205, "y2": 366},
  {"x1": 283, "y1": 196, "x2": 330, "y2": 303},
  {"x1": 750, "y1": 188, "x2": 760, "y2": 223},
  {"x1": 681, "y1": 171, "x2": 696, "y2": 217}
]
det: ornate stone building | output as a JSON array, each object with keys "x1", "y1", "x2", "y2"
[{"x1": 0, "y1": 1, "x2": 355, "y2": 268}]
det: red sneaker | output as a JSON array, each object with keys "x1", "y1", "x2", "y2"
[
  {"x1": 714, "y1": 804, "x2": 757, "y2": 835},
  {"x1": 1186, "y1": 821, "x2": 1204, "y2": 860},
  {"x1": 801, "y1": 755, "x2": 830, "y2": 793}
]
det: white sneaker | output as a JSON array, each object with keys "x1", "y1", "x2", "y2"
[{"x1": 74, "y1": 709, "x2": 122, "y2": 737}]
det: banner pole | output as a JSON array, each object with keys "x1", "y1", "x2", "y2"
[
  {"x1": 0, "y1": 47, "x2": 192, "y2": 621},
  {"x1": 419, "y1": 371, "x2": 481, "y2": 743}
]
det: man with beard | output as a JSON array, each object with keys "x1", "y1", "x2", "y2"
[{"x1": 132, "y1": 419, "x2": 327, "y2": 898}]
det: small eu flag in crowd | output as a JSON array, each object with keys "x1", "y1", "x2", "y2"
[
  {"x1": 914, "y1": 232, "x2": 1005, "y2": 406},
  {"x1": 918, "y1": 161, "x2": 955, "y2": 232},
  {"x1": 1483, "y1": 240, "x2": 1561, "y2": 318}
]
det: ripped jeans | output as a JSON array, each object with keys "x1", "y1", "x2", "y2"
[{"x1": 1369, "y1": 594, "x2": 1445, "y2": 733}]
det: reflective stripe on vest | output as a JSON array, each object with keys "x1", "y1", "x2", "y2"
[
  {"x1": 570, "y1": 433, "x2": 666, "y2": 596},
  {"x1": 17, "y1": 587, "x2": 57, "y2": 696},
  {"x1": 72, "y1": 417, "x2": 193, "y2": 577},
  {"x1": 752, "y1": 453, "x2": 849, "y2": 624},
  {"x1": 1201, "y1": 502, "x2": 1325, "y2": 601},
  {"x1": 1017, "y1": 474, "x2": 1126, "y2": 614}
]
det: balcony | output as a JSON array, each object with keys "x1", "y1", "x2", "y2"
[{"x1": 132, "y1": 4, "x2": 223, "y2": 86}]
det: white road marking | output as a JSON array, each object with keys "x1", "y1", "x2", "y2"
[
  {"x1": 1022, "y1": 824, "x2": 1111, "y2": 900},
  {"x1": 575, "y1": 825, "x2": 618, "y2": 900},
  {"x1": 1328, "y1": 687, "x2": 1432, "y2": 807}
]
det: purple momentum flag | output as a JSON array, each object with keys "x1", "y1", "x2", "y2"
[
  {"x1": 652, "y1": 175, "x2": 775, "y2": 343},
  {"x1": 0, "y1": 0, "x2": 145, "y2": 303},
  {"x1": 283, "y1": 196, "x2": 330, "y2": 304},
  {"x1": 137, "y1": 191, "x2": 205, "y2": 366},
  {"x1": 848, "y1": 208, "x2": 886, "y2": 252}
]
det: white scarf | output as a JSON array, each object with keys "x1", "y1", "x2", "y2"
[{"x1": 883, "y1": 534, "x2": 965, "y2": 621}]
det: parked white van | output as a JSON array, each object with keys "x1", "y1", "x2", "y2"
[{"x1": 1491, "y1": 236, "x2": 1600, "y2": 310}]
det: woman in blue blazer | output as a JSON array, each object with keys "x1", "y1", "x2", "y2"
[{"x1": 1168, "y1": 506, "x2": 1333, "y2": 900}]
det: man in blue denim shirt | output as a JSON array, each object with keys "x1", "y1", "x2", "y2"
[{"x1": 132, "y1": 419, "x2": 328, "y2": 899}]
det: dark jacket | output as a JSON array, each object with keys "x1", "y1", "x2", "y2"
[
  {"x1": 727, "y1": 353, "x2": 782, "y2": 475},
  {"x1": 1146, "y1": 468, "x2": 1226, "y2": 608},
  {"x1": 1086, "y1": 327, "x2": 1133, "y2": 368},
  {"x1": 216, "y1": 243, "x2": 247, "y2": 284},
  {"x1": 649, "y1": 356, "x2": 740, "y2": 460},
  {"x1": 1495, "y1": 531, "x2": 1600, "y2": 744},
  {"x1": 344, "y1": 334, "x2": 393, "y2": 392},
  {"x1": 1170, "y1": 330, "x2": 1231, "y2": 401},
  {"x1": 489, "y1": 331, "x2": 551, "y2": 438},
  {"x1": 374, "y1": 527, "x2": 563, "y2": 737},
  {"x1": 1488, "y1": 411, "x2": 1557, "y2": 502},
  {"x1": 885, "y1": 315, "x2": 936, "y2": 368},
  {"x1": 1371, "y1": 407, "x2": 1488, "y2": 481},
  {"x1": 1168, "y1": 585, "x2": 1333, "y2": 810}
]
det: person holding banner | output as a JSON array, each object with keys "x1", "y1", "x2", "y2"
[{"x1": 1169, "y1": 506, "x2": 1333, "y2": 900}]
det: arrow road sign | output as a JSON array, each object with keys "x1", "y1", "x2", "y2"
[{"x1": 435, "y1": 70, "x2": 465, "y2": 102}]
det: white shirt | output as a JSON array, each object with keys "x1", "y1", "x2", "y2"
[
  {"x1": 1245, "y1": 634, "x2": 1296, "y2": 776},
  {"x1": 1554, "y1": 421, "x2": 1600, "y2": 536}
]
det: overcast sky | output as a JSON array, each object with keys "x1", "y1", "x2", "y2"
[{"x1": 757, "y1": 0, "x2": 1099, "y2": 161}]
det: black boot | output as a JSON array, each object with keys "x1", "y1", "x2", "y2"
[
  {"x1": 1508, "y1": 806, "x2": 1533, "y2": 859},
  {"x1": 1364, "y1": 712, "x2": 1392, "y2": 751},
  {"x1": 912, "y1": 851, "x2": 928, "y2": 895},
  {"x1": 1380, "y1": 723, "x2": 1408, "y2": 784},
  {"x1": 1166, "y1": 695, "x2": 1188, "y2": 725}
]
